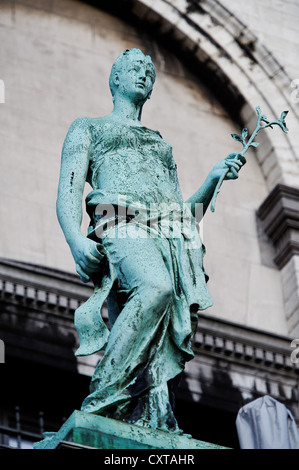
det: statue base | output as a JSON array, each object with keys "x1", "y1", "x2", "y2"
[{"x1": 33, "y1": 410, "x2": 227, "y2": 449}]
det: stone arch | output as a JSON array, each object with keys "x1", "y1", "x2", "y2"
[{"x1": 95, "y1": 0, "x2": 298, "y2": 192}]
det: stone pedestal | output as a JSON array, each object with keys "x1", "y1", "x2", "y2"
[{"x1": 33, "y1": 410, "x2": 227, "y2": 449}]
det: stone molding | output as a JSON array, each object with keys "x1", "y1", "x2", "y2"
[
  {"x1": 186, "y1": 313, "x2": 299, "y2": 419},
  {"x1": 0, "y1": 258, "x2": 95, "y2": 369},
  {"x1": 196, "y1": 313, "x2": 298, "y2": 375},
  {"x1": 257, "y1": 184, "x2": 299, "y2": 269},
  {"x1": 0, "y1": 258, "x2": 92, "y2": 316}
]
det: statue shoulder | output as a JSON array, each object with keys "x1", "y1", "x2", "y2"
[
  {"x1": 68, "y1": 116, "x2": 93, "y2": 134},
  {"x1": 68, "y1": 116, "x2": 109, "y2": 135},
  {"x1": 64, "y1": 117, "x2": 95, "y2": 148},
  {"x1": 62, "y1": 117, "x2": 95, "y2": 157}
]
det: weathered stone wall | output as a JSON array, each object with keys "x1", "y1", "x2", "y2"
[
  {"x1": 221, "y1": 0, "x2": 299, "y2": 81},
  {"x1": 0, "y1": 0, "x2": 297, "y2": 335}
]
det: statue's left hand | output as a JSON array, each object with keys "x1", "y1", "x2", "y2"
[{"x1": 212, "y1": 152, "x2": 246, "y2": 181}]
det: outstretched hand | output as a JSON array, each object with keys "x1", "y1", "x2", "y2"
[
  {"x1": 211, "y1": 152, "x2": 246, "y2": 181},
  {"x1": 70, "y1": 235, "x2": 104, "y2": 283}
]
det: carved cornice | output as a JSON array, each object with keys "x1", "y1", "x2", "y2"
[
  {"x1": 0, "y1": 258, "x2": 93, "y2": 316},
  {"x1": 257, "y1": 184, "x2": 299, "y2": 268},
  {"x1": 195, "y1": 313, "x2": 299, "y2": 376},
  {"x1": 185, "y1": 313, "x2": 299, "y2": 418}
]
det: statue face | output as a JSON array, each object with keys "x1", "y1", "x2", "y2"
[{"x1": 113, "y1": 54, "x2": 155, "y2": 104}]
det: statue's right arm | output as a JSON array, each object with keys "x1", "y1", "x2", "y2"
[{"x1": 56, "y1": 117, "x2": 102, "y2": 282}]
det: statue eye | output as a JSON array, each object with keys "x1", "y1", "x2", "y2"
[{"x1": 129, "y1": 66, "x2": 139, "y2": 73}]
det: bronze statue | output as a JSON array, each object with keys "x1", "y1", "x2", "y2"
[{"x1": 56, "y1": 48, "x2": 245, "y2": 432}]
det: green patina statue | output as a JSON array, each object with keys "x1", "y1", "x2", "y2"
[{"x1": 56, "y1": 49, "x2": 245, "y2": 433}]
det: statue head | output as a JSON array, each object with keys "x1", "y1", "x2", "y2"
[{"x1": 109, "y1": 49, "x2": 156, "y2": 104}]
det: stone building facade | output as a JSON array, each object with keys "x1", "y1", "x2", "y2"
[{"x1": 0, "y1": 0, "x2": 298, "y2": 448}]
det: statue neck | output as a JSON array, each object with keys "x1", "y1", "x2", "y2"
[{"x1": 112, "y1": 95, "x2": 144, "y2": 122}]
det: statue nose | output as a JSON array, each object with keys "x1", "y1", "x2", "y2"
[{"x1": 138, "y1": 69, "x2": 147, "y2": 81}]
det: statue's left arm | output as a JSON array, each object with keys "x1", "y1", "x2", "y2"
[{"x1": 186, "y1": 153, "x2": 245, "y2": 217}]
